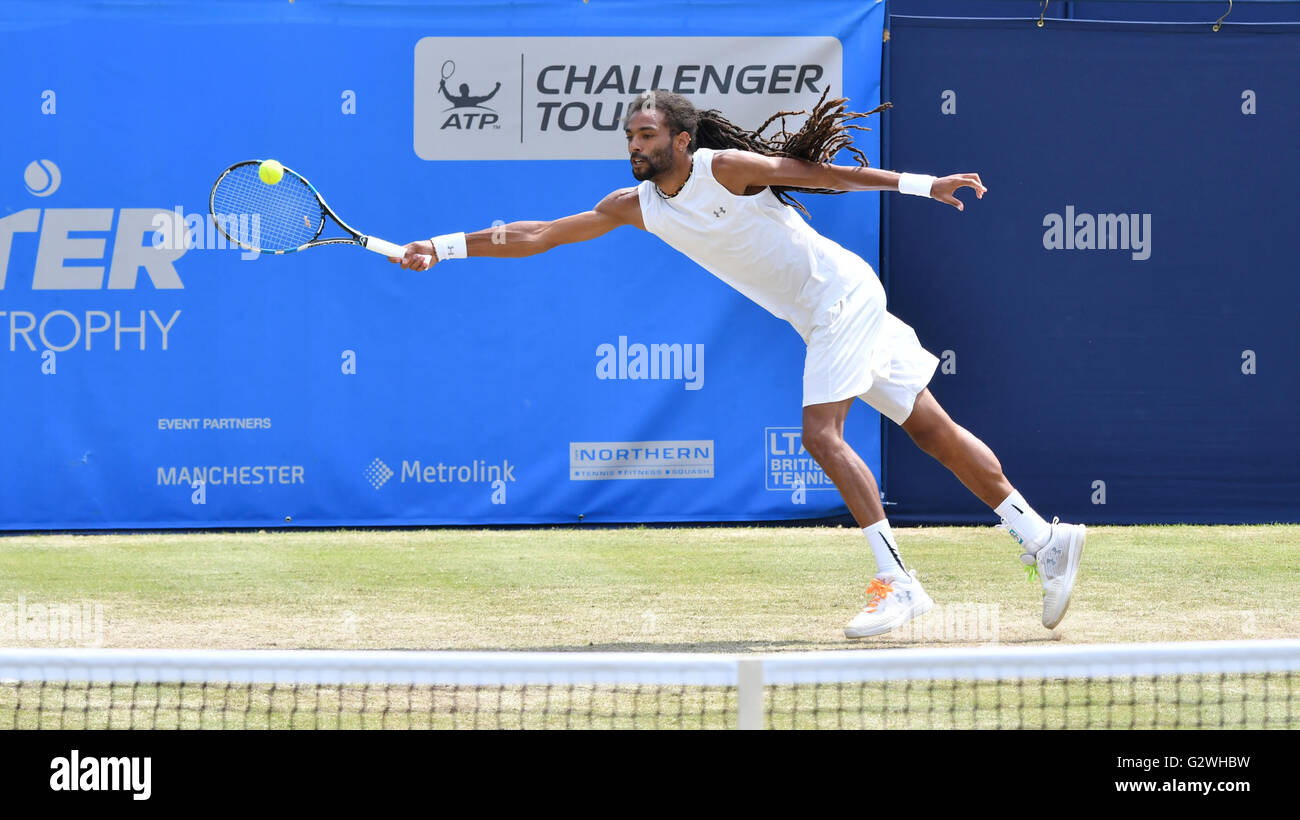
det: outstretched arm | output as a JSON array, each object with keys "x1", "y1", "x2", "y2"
[
  {"x1": 711, "y1": 150, "x2": 986, "y2": 211},
  {"x1": 392, "y1": 187, "x2": 643, "y2": 271}
]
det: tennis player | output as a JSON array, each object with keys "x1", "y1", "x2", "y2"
[{"x1": 393, "y1": 90, "x2": 1086, "y2": 638}]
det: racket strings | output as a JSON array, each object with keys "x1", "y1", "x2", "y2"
[{"x1": 211, "y1": 163, "x2": 324, "y2": 252}]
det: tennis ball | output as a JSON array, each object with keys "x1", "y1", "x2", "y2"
[{"x1": 259, "y1": 159, "x2": 284, "y2": 185}]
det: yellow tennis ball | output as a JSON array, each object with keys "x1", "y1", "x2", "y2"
[{"x1": 259, "y1": 159, "x2": 284, "y2": 185}]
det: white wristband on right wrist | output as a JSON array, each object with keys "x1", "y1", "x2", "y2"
[
  {"x1": 431, "y1": 232, "x2": 468, "y2": 261},
  {"x1": 898, "y1": 173, "x2": 937, "y2": 198}
]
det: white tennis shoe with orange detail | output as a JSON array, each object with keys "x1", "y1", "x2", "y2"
[{"x1": 844, "y1": 572, "x2": 934, "y2": 639}]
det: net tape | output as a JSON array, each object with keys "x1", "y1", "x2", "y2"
[{"x1": 3, "y1": 640, "x2": 1297, "y2": 730}]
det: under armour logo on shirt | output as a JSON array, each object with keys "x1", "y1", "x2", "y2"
[{"x1": 712, "y1": 206, "x2": 726, "y2": 218}]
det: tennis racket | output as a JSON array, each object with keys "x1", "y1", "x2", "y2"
[{"x1": 208, "y1": 160, "x2": 418, "y2": 260}]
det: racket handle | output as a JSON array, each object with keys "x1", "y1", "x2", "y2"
[{"x1": 362, "y1": 236, "x2": 408, "y2": 258}]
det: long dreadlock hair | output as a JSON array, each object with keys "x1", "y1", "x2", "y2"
[{"x1": 622, "y1": 88, "x2": 891, "y2": 217}]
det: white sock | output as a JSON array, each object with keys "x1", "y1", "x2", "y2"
[
  {"x1": 862, "y1": 520, "x2": 909, "y2": 579},
  {"x1": 995, "y1": 490, "x2": 1052, "y2": 553}
]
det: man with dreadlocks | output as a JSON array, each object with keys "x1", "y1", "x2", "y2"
[{"x1": 393, "y1": 89, "x2": 1086, "y2": 638}]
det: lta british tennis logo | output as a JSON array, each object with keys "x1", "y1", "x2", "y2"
[
  {"x1": 437, "y1": 60, "x2": 502, "y2": 130},
  {"x1": 765, "y1": 428, "x2": 834, "y2": 492}
]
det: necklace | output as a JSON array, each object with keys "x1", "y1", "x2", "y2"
[{"x1": 654, "y1": 159, "x2": 694, "y2": 200}]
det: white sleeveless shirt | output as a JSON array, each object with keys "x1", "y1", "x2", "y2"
[{"x1": 636, "y1": 148, "x2": 882, "y2": 342}]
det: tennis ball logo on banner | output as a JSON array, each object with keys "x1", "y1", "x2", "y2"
[
  {"x1": 414, "y1": 37, "x2": 843, "y2": 160},
  {"x1": 23, "y1": 160, "x2": 61, "y2": 197}
]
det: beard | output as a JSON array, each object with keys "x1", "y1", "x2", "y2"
[{"x1": 629, "y1": 145, "x2": 671, "y2": 181}]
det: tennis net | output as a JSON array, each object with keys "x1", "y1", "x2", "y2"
[{"x1": 2, "y1": 640, "x2": 1297, "y2": 729}]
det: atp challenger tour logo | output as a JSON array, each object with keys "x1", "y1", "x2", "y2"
[
  {"x1": 414, "y1": 36, "x2": 843, "y2": 160},
  {"x1": 437, "y1": 60, "x2": 502, "y2": 130}
]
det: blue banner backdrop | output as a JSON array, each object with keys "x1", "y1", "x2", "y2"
[
  {"x1": 890, "y1": 1, "x2": 1300, "y2": 24},
  {"x1": 884, "y1": 16, "x2": 1300, "y2": 523},
  {"x1": 0, "y1": 1, "x2": 884, "y2": 529}
]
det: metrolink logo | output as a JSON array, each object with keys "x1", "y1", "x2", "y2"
[
  {"x1": 365, "y1": 457, "x2": 517, "y2": 487},
  {"x1": 1042, "y1": 206, "x2": 1152, "y2": 261},
  {"x1": 596, "y1": 336, "x2": 704, "y2": 390},
  {"x1": 365, "y1": 458, "x2": 394, "y2": 489}
]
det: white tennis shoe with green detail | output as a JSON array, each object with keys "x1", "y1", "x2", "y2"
[
  {"x1": 1021, "y1": 518, "x2": 1087, "y2": 629},
  {"x1": 844, "y1": 572, "x2": 934, "y2": 639}
]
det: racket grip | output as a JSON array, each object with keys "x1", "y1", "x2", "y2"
[{"x1": 362, "y1": 236, "x2": 409, "y2": 258}]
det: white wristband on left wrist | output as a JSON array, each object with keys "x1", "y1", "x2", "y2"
[{"x1": 898, "y1": 173, "x2": 937, "y2": 198}]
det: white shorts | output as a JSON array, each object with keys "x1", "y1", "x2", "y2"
[{"x1": 802, "y1": 287, "x2": 939, "y2": 425}]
